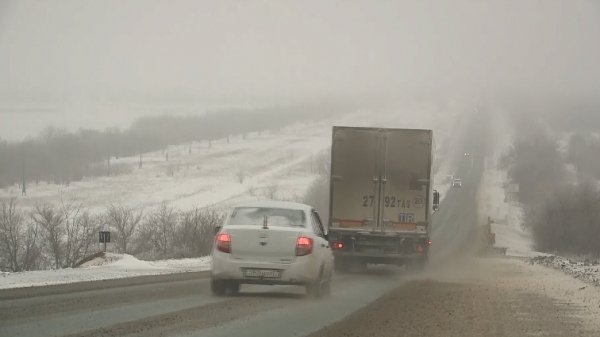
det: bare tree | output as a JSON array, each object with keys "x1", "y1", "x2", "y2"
[
  {"x1": 176, "y1": 208, "x2": 224, "y2": 257},
  {"x1": 61, "y1": 202, "x2": 99, "y2": 267},
  {"x1": 530, "y1": 182, "x2": 600, "y2": 258},
  {"x1": 145, "y1": 203, "x2": 177, "y2": 258},
  {"x1": 21, "y1": 220, "x2": 41, "y2": 271},
  {"x1": 31, "y1": 204, "x2": 64, "y2": 269},
  {"x1": 500, "y1": 132, "x2": 565, "y2": 205},
  {"x1": 106, "y1": 205, "x2": 143, "y2": 254},
  {"x1": 0, "y1": 198, "x2": 24, "y2": 271}
]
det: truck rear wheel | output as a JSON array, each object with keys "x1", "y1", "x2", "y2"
[
  {"x1": 334, "y1": 257, "x2": 350, "y2": 273},
  {"x1": 335, "y1": 257, "x2": 367, "y2": 273},
  {"x1": 227, "y1": 281, "x2": 240, "y2": 295},
  {"x1": 406, "y1": 257, "x2": 428, "y2": 272}
]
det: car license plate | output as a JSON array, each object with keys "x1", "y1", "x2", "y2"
[{"x1": 243, "y1": 269, "x2": 281, "y2": 279}]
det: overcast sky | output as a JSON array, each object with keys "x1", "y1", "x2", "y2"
[{"x1": 1, "y1": 0, "x2": 599, "y2": 140}]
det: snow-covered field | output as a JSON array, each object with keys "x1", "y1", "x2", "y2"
[
  {"x1": 0, "y1": 253, "x2": 211, "y2": 289},
  {"x1": 1, "y1": 122, "x2": 331, "y2": 212},
  {"x1": 1, "y1": 106, "x2": 459, "y2": 213}
]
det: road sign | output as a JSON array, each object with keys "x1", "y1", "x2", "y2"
[
  {"x1": 99, "y1": 231, "x2": 111, "y2": 252},
  {"x1": 99, "y1": 231, "x2": 111, "y2": 243}
]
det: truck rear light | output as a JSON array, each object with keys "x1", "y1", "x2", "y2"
[
  {"x1": 428, "y1": 240, "x2": 432, "y2": 246},
  {"x1": 415, "y1": 243, "x2": 425, "y2": 254},
  {"x1": 332, "y1": 241, "x2": 344, "y2": 250},
  {"x1": 296, "y1": 236, "x2": 313, "y2": 256},
  {"x1": 216, "y1": 233, "x2": 231, "y2": 253}
]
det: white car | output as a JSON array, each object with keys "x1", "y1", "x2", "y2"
[
  {"x1": 211, "y1": 201, "x2": 334, "y2": 297},
  {"x1": 452, "y1": 178, "x2": 462, "y2": 188}
]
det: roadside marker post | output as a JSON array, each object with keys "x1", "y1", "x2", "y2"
[{"x1": 99, "y1": 231, "x2": 111, "y2": 252}]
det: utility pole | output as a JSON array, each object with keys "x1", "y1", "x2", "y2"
[{"x1": 21, "y1": 160, "x2": 26, "y2": 196}]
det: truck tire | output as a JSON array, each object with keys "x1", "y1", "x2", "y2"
[
  {"x1": 227, "y1": 281, "x2": 240, "y2": 295},
  {"x1": 334, "y1": 257, "x2": 350, "y2": 273},
  {"x1": 335, "y1": 257, "x2": 367, "y2": 273},
  {"x1": 353, "y1": 259, "x2": 368, "y2": 272},
  {"x1": 406, "y1": 257, "x2": 428, "y2": 272}
]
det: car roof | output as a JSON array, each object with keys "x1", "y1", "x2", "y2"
[{"x1": 231, "y1": 200, "x2": 312, "y2": 212}]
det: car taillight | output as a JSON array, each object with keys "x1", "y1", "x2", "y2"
[
  {"x1": 296, "y1": 236, "x2": 313, "y2": 256},
  {"x1": 332, "y1": 241, "x2": 344, "y2": 250},
  {"x1": 216, "y1": 233, "x2": 231, "y2": 253}
]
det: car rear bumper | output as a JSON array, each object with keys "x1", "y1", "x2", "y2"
[{"x1": 211, "y1": 251, "x2": 319, "y2": 285}]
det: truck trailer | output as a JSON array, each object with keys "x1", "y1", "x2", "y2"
[{"x1": 328, "y1": 126, "x2": 440, "y2": 271}]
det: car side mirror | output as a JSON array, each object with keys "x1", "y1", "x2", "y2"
[
  {"x1": 433, "y1": 190, "x2": 440, "y2": 212},
  {"x1": 213, "y1": 226, "x2": 222, "y2": 235}
]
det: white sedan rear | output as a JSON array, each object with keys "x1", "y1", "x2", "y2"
[{"x1": 211, "y1": 201, "x2": 334, "y2": 297}]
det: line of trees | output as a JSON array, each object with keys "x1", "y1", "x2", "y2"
[
  {"x1": 0, "y1": 199, "x2": 224, "y2": 272},
  {"x1": 501, "y1": 113, "x2": 600, "y2": 258},
  {"x1": 0, "y1": 107, "x2": 329, "y2": 188},
  {"x1": 529, "y1": 182, "x2": 600, "y2": 258}
]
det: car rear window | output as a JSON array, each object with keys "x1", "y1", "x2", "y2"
[{"x1": 229, "y1": 207, "x2": 306, "y2": 227}]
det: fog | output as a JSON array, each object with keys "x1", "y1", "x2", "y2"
[{"x1": 1, "y1": 0, "x2": 600, "y2": 139}]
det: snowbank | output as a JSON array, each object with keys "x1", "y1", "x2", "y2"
[
  {"x1": 0, "y1": 253, "x2": 211, "y2": 289},
  {"x1": 530, "y1": 255, "x2": 600, "y2": 288}
]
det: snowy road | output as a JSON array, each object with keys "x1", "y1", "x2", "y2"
[{"x1": 3, "y1": 109, "x2": 600, "y2": 337}]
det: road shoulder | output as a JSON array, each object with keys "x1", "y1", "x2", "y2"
[{"x1": 308, "y1": 257, "x2": 600, "y2": 337}]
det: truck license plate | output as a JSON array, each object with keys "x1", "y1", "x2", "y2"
[{"x1": 243, "y1": 269, "x2": 281, "y2": 279}]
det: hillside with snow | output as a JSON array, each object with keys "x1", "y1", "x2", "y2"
[{"x1": 1, "y1": 106, "x2": 461, "y2": 213}]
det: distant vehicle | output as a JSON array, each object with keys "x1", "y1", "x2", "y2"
[
  {"x1": 211, "y1": 201, "x2": 334, "y2": 297},
  {"x1": 328, "y1": 127, "x2": 440, "y2": 271},
  {"x1": 452, "y1": 178, "x2": 462, "y2": 188},
  {"x1": 464, "y1": 152, "x2": 471, "y2": 156}
]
